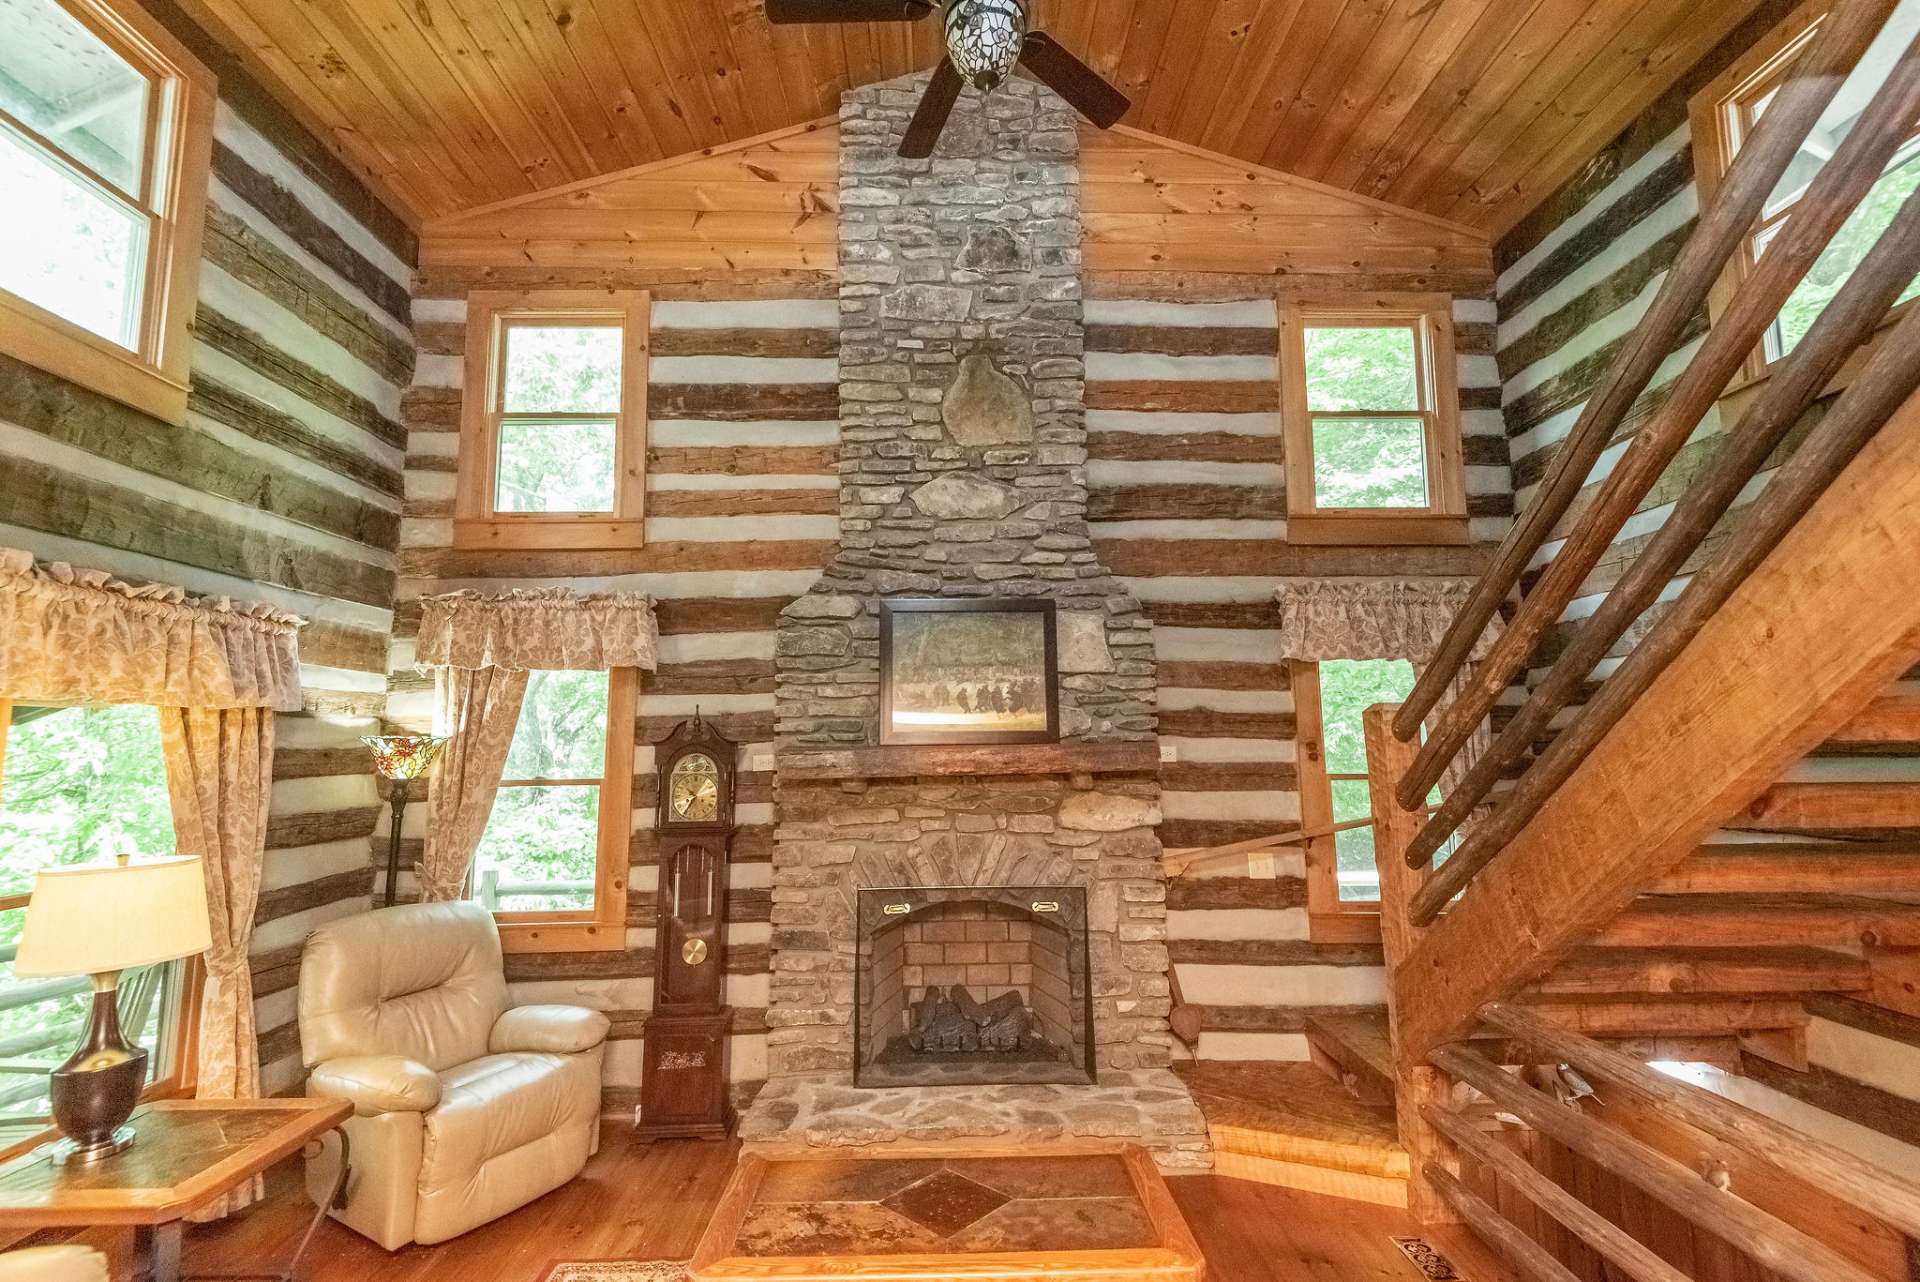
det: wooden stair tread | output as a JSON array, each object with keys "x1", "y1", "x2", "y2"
[
  {"x1": 1304, "y1": 1010, "x2": 1395, "y2": 1105},
  {"x1": 1172, "y1": 1062, "x2": 1406, "y2": 1180},
  {"x1": 1598, "y1": 893, "x2": 1920, "y2": 948},
  {"x1": 1657, "y1": 843, "x2": 1920, "y2": 895},
  {"x1": 1533, "y1": 946, "x2": 1872, "y2": 996}
]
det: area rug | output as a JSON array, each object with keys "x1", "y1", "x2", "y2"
[{"x1": 535, "y1": 1262, "x2": 688, "y2": 1282}]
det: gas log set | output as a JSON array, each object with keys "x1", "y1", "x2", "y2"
[{"x1": 904, "y1": 986, "x2": 1060, "y2": 1057}]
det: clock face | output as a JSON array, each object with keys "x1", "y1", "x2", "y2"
[{"x1": 669, "y1": 753, "x2": 721, "y2": 822}]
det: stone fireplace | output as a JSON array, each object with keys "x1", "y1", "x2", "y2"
[
  {"x1": 742, "y1": 71, "x2": 1210, "y2": 1173},
  {"x1": 855, "y1": 885, "x2": 1095, "y2": 1088}
]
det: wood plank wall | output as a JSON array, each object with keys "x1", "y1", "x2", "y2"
[
  {"x1": 407, "y1": 114, "x2": 1507, "y2": 1103},
  {"x1": 1491, "y1": 4, "x2": 1920, "y2": 1167},
  {"x1": 0, "y1": 0, "x2": 416, "y2": 1098}
]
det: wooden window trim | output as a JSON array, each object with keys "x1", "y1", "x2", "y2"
[
  {"x1": 0, "y1": 699, "x2": 202, "y2": 1107},
  {"x1": 1279, "y1": 292, "x2": 1467, "y2": 547},
  {"x1": 456, "y1": 289, "x2": 650, "y2": 551},
  {"x1": 0, "y1": 0, "x2": 214, "y2": 426},
  {"x1": 1292, "y1": 661, "x2": 1386, "y2": 941},
  {"x1": 1690, "y1": 0, "x2": 1920, "y2": 392},
  {"x1": 491, "y1": 667, "x2": 636, "y2": 955}
]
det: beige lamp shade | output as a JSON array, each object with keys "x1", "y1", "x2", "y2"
[{"x1": 14, "y1": 856, "x2": 212, "y2": 978}]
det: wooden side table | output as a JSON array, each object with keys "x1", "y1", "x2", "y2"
[{"x1": 0, "y1": 1098, "x2": 351, "y2": 1282}]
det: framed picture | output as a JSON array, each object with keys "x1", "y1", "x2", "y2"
[{"x1": 879, "y1": 598, "x2": 1059, "y2": 745}]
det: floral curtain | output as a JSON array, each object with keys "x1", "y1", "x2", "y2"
[
  {"x1": 0, "y1": 548, "x2": 301, "y2": 711},
  {"x1": 413, "y1": 589, "x2": 656, "y2": 903},
  {"x1": 161, "y1": 706, "x2": 273, "y2": 1219},
  {"x1": 1273, "y1": 577, "x2": 1505, "y2": 797}
]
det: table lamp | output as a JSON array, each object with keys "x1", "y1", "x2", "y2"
[
  {"x1": 362, "y1": 734, "x2": 447, "y2": 906},
  {"x1": 13, "y1": 854, "x2": 211, "y2": 1163}
]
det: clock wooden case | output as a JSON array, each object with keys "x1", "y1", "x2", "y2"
[{"x1": 637, "y1": 715, "x2": 737, "y2": 1142}]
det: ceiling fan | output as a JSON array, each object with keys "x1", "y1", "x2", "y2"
[{"x1": 766, "y1": 0, "x2": 1131, "y2": 158}]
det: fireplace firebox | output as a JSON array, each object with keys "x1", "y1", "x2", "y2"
[{"x1": 853, "y1": 886, "x2": 1096, "y2": 1088}]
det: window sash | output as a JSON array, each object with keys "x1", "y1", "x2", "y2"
[
  {"x1": 457, "y1": 291, "x2": 651, "y2": 549},
  {"x1": 0, "y1": 698, "x2": 199, "y2": 1120},
  {"x1": 470, "y1": 671, "x2": 636, "y2": 948}
]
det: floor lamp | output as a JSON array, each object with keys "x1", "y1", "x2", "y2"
[{"x1": 363, "y1": 734, "x2": 447, "y2": 907}]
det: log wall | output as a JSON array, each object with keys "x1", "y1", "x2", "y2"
[
  {"x1": 0, "y1": 0, "x2": 415, "y2": 1097},
  {"x1": 1492, "y1": 2, "x2": 1920, "y2": 1162}
]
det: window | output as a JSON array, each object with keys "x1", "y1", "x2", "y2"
[
  {"x1": 0, "y1": 0, "x2": 214, "y2": 423},
  {"x1": 1279, "y1": 296, "x2": 1465, "y2": 545},
  {"x1": 1294, "y1": 658, "x2": 1451, "y2": 935},
  {"x1": 0, "y1": 701, "x2": 195, "y2": 1126},
  {"x1": 1692, "y1": 0, "x2": 1920, "y2": 369},
  {"x1": 457, "y1": 290, "x2": 651, "y2": 550},
  {"x1": 470, "y1": 668, "x2": 635, "y2": 952}
]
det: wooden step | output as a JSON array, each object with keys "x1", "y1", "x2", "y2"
[
  {"x1": 1304, "y1": 1010, "x2": 1394, "y2": 1106},
  {"x1": 1816, "y1": 689, "x2": 1920, "y2": 754},
  {"x1": 1733, "y1": 783, "x2": 1920, "y2": 840},
  {"x1": 1656, "y1": 843, "x2": 1920, "y2": 895},
  {"x1": 1532, "y1": 946, "x2": 1872, "y2": 997},
  {"x1": 1517, "y1": 994, "x2": 1809, "y2": 1037},
  {"x1": 1172, "y1": 1062, "x2": 1408, "y2": 1207},
  {"x1": 1594, "y1": 894, "x2": 1920, "y2": 949}
]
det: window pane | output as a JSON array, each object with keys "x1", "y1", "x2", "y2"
[
  {"x1": 1330, "y1": 780, "x2": 1379, "y2": 902},
  {"x1": 0, "y1": 126, "x2": 145, "y2": 349},
  {"x1": 503, "y1": 325, "x2": 622, "y2": 413},
  {"x1": 1311, "y1": 417, "x2": 1429, "y2": 509},
  {"x1": 494, "y1": 419, "x2": 617, "y2": 513},
  {"x1": 1319, "y1": 659, "x2": 1417, "y2": 775},
  {"x1": 472, "y1": 785, "x2": 600, "y2": 913},
  {"x1": 503, "y1": 670, "x2": 610, "y2": 781},
  {"x1": 1757, "y1": 0, "x2": 1920, "y2": 223},
  {"x1": 0, "y1": 0, "x2": 152, "y2": 197},
  {"x1": 1772, "y1": 145, "x2": 1920, "y2": 356},
  {"x1": 0, "y1": 705, "x2": 175, "y2": 899},
  {"x1": 1305, "y1": 325, "x2": 1419, "y2": 412}
]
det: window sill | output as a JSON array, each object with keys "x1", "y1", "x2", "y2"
[
  {"x1": 1310, "y1": 910, "x2": 1383, "y2": 944},
  {"x1": 454, "y1": 517, "x2": 646, "y2": 551},
  {"x1": 497, "y1": 918, "x2": 626, "y2": 953},
  {"x1": 0, "y1": 291, "x2": 190, "y2": 425},
  {"x1": 1716, "y1": 299, "x2": 1912, "y2": 422},
  {"x1": 1286, "y1": 513, "x2": 1471, "y2": 546}
]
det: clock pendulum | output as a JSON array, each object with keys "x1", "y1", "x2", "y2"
[{"x1": 635, "y1": 714, "x2": 738, "y2": 1142}]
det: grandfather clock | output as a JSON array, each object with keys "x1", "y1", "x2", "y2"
[{"x1": 636, "y1": 715, "x2": 736, "y2": 1141}]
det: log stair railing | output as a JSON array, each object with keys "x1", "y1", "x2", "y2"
[{"x1": 1366, "y1": 0, "x2": 1920, "y2": 1067}]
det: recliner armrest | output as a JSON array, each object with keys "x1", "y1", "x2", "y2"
[
  {"x1": 489, "y1": 1004, "x2": 610, "y2": 1055},
  {"x1": 309, "y1": 1056, "x2": 443, "y2": 1115}
]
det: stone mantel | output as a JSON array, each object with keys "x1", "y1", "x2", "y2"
[{"x1": 778, "y1": 741, "x2": 1161, "y2": 784}]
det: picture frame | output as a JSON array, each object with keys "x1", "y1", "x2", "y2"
[{"x1": 878, "y1": 598, "x2": 1060, "y2": 745}]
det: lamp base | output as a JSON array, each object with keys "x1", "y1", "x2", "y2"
[
  {"x1": 48, "y1": 980, "x2": 147, "y2": 1164},
  {"x1": 46, "y1": 1125, "x2": 136, "y2": 1165}
]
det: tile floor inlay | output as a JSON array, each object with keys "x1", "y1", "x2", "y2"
[{"x1": 734, "y1": 1154, "x2": 1164, "y2": 1258}]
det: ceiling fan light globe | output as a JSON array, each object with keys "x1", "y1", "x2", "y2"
[{"x1": 945, "y1": 0, "x2": 1025, "y2": 92}]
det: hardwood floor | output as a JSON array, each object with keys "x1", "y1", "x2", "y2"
[{"x1": 149, "y1": 1125, "x2": 1510, "y2": 1282}]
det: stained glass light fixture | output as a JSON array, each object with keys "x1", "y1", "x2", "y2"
[
  {"x1": 363, "y1": 733, "x2": 447, "y2": 906},
  {"x1": 945, "y1": 0, "x2": 1026, "y2": 92}
]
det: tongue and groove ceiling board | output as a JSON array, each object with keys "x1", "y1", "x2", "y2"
[{"x1": 173, "y1": 0, "x2": 1767, "y2": 232}]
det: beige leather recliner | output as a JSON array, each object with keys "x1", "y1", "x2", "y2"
[{"x1": 298, "y1": 901, "x2": 609, "y2": 1250}]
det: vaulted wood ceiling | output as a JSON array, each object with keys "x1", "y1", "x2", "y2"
[{"x1": 176, "y1": 0, "x2": 1767, "y2": 233}]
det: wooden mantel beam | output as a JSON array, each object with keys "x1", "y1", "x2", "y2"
[{"x1": 1393, "y1": 385, "x2": 1920, "y2": 1062}]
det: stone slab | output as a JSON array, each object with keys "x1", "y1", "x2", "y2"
[{"x1": 737, "y1": 1069, "x2": 1214, "y2": 1174}]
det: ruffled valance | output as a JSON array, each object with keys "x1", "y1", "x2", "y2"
[
  {"x1": 415, "y1": 588, "x2": 658, "y2": 673},
  {"x1": 1273, "y1": 577, "x2": 1502, "y2": 664},
  {"x1": 0, "y1": 549, "x2": 303, "y2": 711}
]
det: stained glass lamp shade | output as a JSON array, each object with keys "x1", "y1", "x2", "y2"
[
  {"x1": 363, "y1": 734, "x2": 447, "y2": 782},
  {"x1": 945, "y1": 0, "x2": 1026, "y2": 91},
  {"x1": 363, "y1": 734, "x2": 446, "y2": 906}
]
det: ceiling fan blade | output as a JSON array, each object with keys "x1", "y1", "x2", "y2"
[
  {"x1": 1017, "y1": 31, "x2": 1130, "y2": 128},
  {"x1": 765, "y1": 0, "x2": 934, "y2": 23},
  {"x1": 900, "y1": 57, "x2": 964, "y2": 159}
]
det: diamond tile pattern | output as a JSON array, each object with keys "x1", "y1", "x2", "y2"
[{"x1": 880, "y1": 1169, "x2": 1013, "y2": 1237}]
